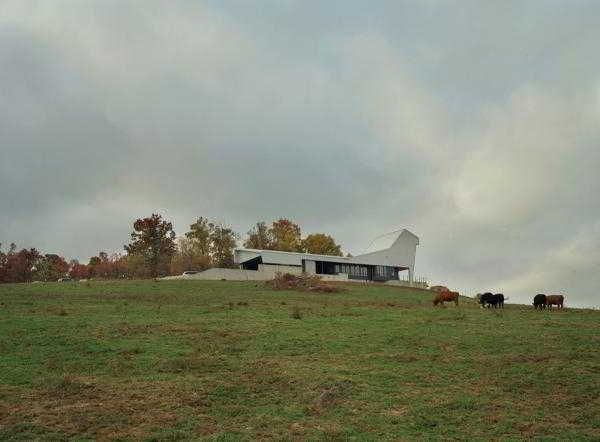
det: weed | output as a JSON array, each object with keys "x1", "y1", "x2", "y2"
[
  {"x1": 290, "y1": 306, "x2": 302, "y2": 319},
  {"x1": 158, "y1": 356, "x2": 209, "y2": 373},
  {"x1": 45, "y1": 375, "x2": 95, "y2": 398},
  {"x1": 119, "y1": 347, "x2": 143, "y2": 359},
  {"x1": 46, "y1": 305, "x2": 68, "y2": 316}
]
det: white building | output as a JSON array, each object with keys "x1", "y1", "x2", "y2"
[{"x1": 234, "y1": 229, "x2": 419, "y2": 283}]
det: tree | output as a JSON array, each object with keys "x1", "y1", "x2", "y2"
[
  {"x1": 185, "y1": 217, "x2": 213, "y2": 256},
  {"x1": 70, "y1": 263, "x2": 90, "y2": 280},
  {"x1": 301, "y1": 233, "x2": 342, "y2": 256},
  {"x1": 0, "y1": 244, "x2": 6, "y2": 282},
  {"x1": 121, "y1": 252, "x2": 150, "y2": 279},
  {"x1": 170, "y1": 237, "x2": 211, "y2": 275},
  {"x1": 124, "y1": 214, "x2": 176, "y2": 277},
  {"x1": 210, "y1": 224, "x2": 239, "y2": 268},
  {"x1": 89, "y1": 251, "x2": 118, "y2": 278},
  {"x1": 1, "y1": 246, "x2": 41, "y2": 283},
  {"x1": 244, "y1": 221, "x2": 271, "y2": 249},
  {"x1": 88, "y1": 255, "x2": 101, "y2": 277},
  {"x1": 34, "y1": 254, "x2": 69, "y2": 282},
  {"x1": 109, "y1": 253, "x2": 127, "y2": 279},
  {"x1": 268, "y1": 218, "x2": 302, "y2": 252}
]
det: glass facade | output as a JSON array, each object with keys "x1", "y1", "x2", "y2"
[{"x1": 318, "y1": 262, "x2": 398, "y2": 281}]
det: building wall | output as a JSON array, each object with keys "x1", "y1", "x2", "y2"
[
  {"x1": 304, "y1": 259, "x2": 316, "y2": 275},
  {"x1": 353, "y1": 230, "x2": 419, "y2": 282}
]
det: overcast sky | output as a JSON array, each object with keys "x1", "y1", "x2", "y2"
[{"x1": 1, "y1": 1, "x2": 599, "y2": 307}]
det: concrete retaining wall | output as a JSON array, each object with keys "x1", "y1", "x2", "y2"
[
  {"x1": 385, "y1": 280, "x2": 428, "y2": 289},
  {"x1": 258, "y1": 264, "x2": 302, "y2": 276},
  {"x1": 182, "y1": 268, "x2": 269, "y2": 281},
  {"x1": 170, "y1": 265, "x2": 302, "y2": 282},
  {"x1": 319, "y1": 273, "x2": 349, "y2": 281},
  {"x1": 164, "y1": 267, "x2": 423, "y2": 286}
]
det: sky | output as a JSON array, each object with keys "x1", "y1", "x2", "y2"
[{"x1": 1, "y1": 1, "x2": 599, "y2": 307}]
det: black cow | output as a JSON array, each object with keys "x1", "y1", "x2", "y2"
[
  {"x1": 495, "y1": 293, "x2": 505, "y2": 308},
  {"x1": 479, "y1": 292, "x2": 502, "y2": 309},
  {"x1": 533, "y1": 294, "x2": 547, "y2": 310}
]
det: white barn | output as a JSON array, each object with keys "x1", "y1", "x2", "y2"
[{"x1": 234, "y1": 229, "x2": 419, "y2": 283}]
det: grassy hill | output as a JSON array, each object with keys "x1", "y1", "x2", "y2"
[{"x1": 1, "y1": 280, "x2": 599, "y2": 441}]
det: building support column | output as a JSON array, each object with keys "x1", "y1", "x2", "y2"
[{"x1": 408, "y1": 267, "x2": 414, "y2": 285}]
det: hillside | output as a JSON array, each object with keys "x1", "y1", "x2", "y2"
[{"x1": 1, "y1": 280, "x2": 599, "y2": 440}]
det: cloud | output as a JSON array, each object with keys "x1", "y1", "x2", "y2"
[{"x1": 1, "y1": 1, "x2": 599, "y2": 306}]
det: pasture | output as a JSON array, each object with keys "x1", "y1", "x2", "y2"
[{"x1": 1, "y1": 280, "x2": 599, "y2": 440}]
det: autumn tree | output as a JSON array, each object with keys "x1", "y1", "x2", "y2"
[
  {"x1": 121, "y1": 252, "x2": 150, "y2": 278},
  {"x1": 1, "y1": 245, "x2": 41, "y2": 283},
  {"x1": 268, "y1": 219, "x2": 302, "y2": 252},
  {"x1": 69, "y1": 263, "x2": 90, "y2": 280},
  {"x1": 185, "y1": 217, "x2": 213, "y2": 256},
  {"x1": 124, "y1": 214, "x2": 176, "y2": 277},
  {"x1": 170, "y1": 236, "x2": 211, "y2": 274},
  {"x1": 0, "y1": 244, "x2": 6, "y2": 282},
  {"x1": 301, "y1": 233, "x2": 342, "y2": 256},
  {"x1": 244, "y1": 221, "x2": 271, "y2": 249},
  {"x1": 34, "y1": 254, "x2": 69, "y2": 282},
  {"x1": 210, "y1": 224, "x2": 239, "y2": 268},
  {"x1": 109, "y1": 253, "x2": 128, "y2": 279},
  {"x1": 170, "y1": 217, "x2": 215, "y2": 273}
]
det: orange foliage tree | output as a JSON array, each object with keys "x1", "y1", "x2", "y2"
[{"x1": 301, "y1": 233, "x2": 342, "y2": 256}]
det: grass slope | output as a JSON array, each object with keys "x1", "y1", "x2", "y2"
[{"x1": 1, "y1": 280, "x2": 599, "y2": 441}]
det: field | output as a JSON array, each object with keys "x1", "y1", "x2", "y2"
[{"x1": 1, "y1": 280, "x2": 599, "y2": 441}]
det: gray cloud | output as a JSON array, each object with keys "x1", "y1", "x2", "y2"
[{"x1": 1, "y1": 1, "x2": 599, "y2": 307}]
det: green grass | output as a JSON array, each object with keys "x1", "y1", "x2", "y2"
[{"x1": 0, "y1": 280, "x2": 599, "y2": 441}]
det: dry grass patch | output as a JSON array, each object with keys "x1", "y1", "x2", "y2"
[{"x1": 1, "y1": 379, "x2": 217, "y2": 441}]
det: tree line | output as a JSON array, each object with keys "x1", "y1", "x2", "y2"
[{"x1": 0, "y1": 215, "x2": 343, "y2": 283}]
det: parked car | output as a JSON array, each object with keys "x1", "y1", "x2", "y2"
[{"x1": 182, "y1": 271, "x2": 199, "y2": 276}]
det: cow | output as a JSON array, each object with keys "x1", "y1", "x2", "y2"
[
  {"x1": 545, "y1": 295, "x2": 564, "y2": 309},
  {"x1": 479, "y1": 292, "x2": 502, "y2": 309},
  {"x1": 433, "y1": 290, "x2": 459, "y2": 306},
  {"x1": 496, "y1": 293, "x2": 505, "y2": 308},
  {"x1": 533, "y1": 294, "x2": 547, "y2": 310}
]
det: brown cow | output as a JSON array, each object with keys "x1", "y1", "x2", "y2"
[
  {"x1": 433, "y1": 291, "x2": 459, "y2": 306},
  {"x1": 545, "y1": 295, "x2": 564, "y2": 309}
]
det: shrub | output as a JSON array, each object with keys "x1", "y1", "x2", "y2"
[
  {"x1": 265, "y1": 273, "x2": 344, "y2": 293},
  {"x1": 290, "y1": 306, "x2": 302, "y2": 319}
]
